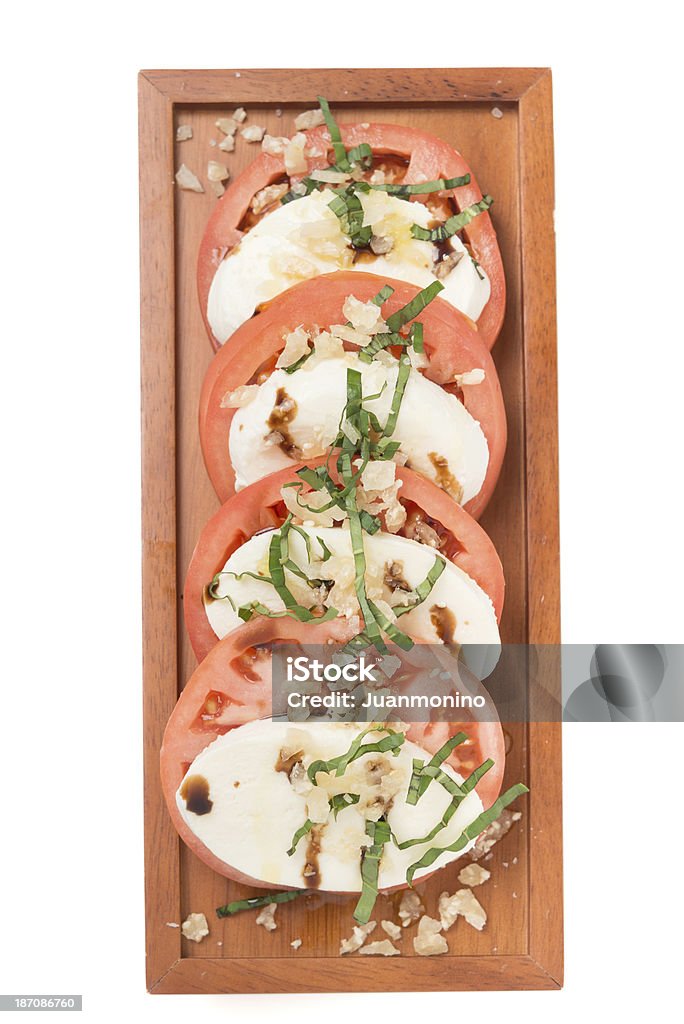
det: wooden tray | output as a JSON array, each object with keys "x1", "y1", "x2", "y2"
[{"x1": 139, "y1": 68, "x2": 562, "y2": 994}]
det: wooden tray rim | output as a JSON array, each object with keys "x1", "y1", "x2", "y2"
[{"x1": 139, "y1": 66, "x2": 562, "y2": 995}]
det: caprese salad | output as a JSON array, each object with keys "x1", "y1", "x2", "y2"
[
  {"x1": 198, "y1": 97, "x2": 505, "y2": 351},
  {"x1": 161, "y1": 98, "x2": 524, "y2": 943},
  {"x1": 199, "y1": 273, "x2": 506, "y2": 520}
]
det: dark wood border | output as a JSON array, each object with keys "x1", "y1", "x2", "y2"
[{"x1": 139, "y1": 67, "x2": 562, "y2": 994}]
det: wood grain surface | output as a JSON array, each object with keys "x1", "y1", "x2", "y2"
[{"x1": 139, "y1": 67, "x2": 562, "y2": 994}]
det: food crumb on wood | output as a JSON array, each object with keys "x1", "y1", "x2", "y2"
[
  {"x1": 290, "y1": 937, "x2": 302, "y2": 950},
  {"x1": 398, "y1": 889, "x2": 424, "y2": 927},
  {"x1": 491, "y1": 107, "x2": 504, "y2": 119},
  {"x1": 262, "y1": 134, "x2": 290, "y2": 156},
  {"x1": 381, "y1": 919, "x2": 402, "y2": 941},
  {"x1": 209, "y1": 181, "x2": 226, "y2": 198},
  {"x1": 219, "y1": 135, "x2": 235, "y2": 154},
  {"x1": 215, "y1": 117, "x2": 238, "y2": 137},
  {"x1": 181, "y1": 912, "x2": 209, "y2": 942},
  {"x1": 255, "y1": 902, "x2": 278, "y2": 931},
  {"x1": 359, "y1": 939, "x2": 400, "y2": 957},
  {"x1": 339, "y1": 921, "x2": 376, "y2": 955},
  {"x1": 233, "y1": 107, "x2": 247, "y2": 123},
  {"x1": 175, "y1": 125, "x2": 192, "y2": 142},
  {"x1": 175, "y1": 164, "x2": 203, "y2": 193},
  {"x1": 275, "y1": 107, "x2": 283, "y2": 117},
  {"x1": 294, "y1": 108, "x2": 326, "y2": 131},
  {"x1": 458, "y1": 863, "x2": 491, "y2": 887},
  {"x1": 413, "y1": 916, "x2": 448, "y2": 956},
  {"x1": 439, "y1": 888, "x2": 487, "y2": 932},
  {"x1": 241, "y1": 125, "x2": 265, "y2": 143},
  {"x1": 207, "y1": 161, "x2": 230, "y2": 183},
  {"x1": 469, "y1": 809, "x2": 522, "y2": 861},
  {"x1": 165, "y1": 922, "x2": 179, "y2": 928}
]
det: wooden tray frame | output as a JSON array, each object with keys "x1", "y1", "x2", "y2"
[{"x1": 139, "y1": 67, "x2": 562, "y2": 994}]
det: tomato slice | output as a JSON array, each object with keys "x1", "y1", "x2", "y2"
[
  {"x1": 199, "y1": 270, "x2": 506, "y2": 520},
  {"x1": 197, "y1": 121, "x2": 505, "y2": 352},
  {"x1": 161, "y1": 617, "x2": 505, "y2": 887},
  {"x1": 183, "y1": 457, "x2": 505, "y2": 665}
]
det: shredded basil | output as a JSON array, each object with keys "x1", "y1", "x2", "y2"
[
  {"x1": 318, "y1": 95, "x2": 350, "y2": 171},
  {"x1": 307, "y1": 726, "x2": 405, "y2": 783},
  {"x1": 405, "y1": 783, "x2": 529, "y2": 885},
  {"x1": 411, "y1": 195, "x2": 493, "y2": 243},
  {"x1": 353, "y1": 818, "x2": 391, "y2": 924},
  {"x1": 394, "y1": 555, "x2": 446, "y2": 619},
  {"x1": 216, "y1": 890, "x2": 302, "y2": 917},
  {"x1": 369, "y1": 173, "x2": 470, "y2": 197}
]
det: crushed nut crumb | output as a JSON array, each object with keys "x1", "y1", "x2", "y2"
[
  {"x1": 439, "y1": 888, "x2": 487, "y2": 932},
  {"x1": 398, "y1": 889, "x2": 424, "y2": 927},
  {"x1": 218, "y1": 135, "x2": 236, "y2": 154},
  {"x1": 207, "y1": 161, "x2": 230, "y2": 183},
  {"x1": 174, "y1": 165, "x2": 203, "y2": 193},
  {"x1": 458, "y1": 863, "x2": 491, "y2": 887},
  {"x1": 241, "y1": 125, "x2": 265, "y2": 143},
  {"x1": 295, "y1": 108, "x2": 326, "y2": 131},
  {"x1": 181, "y1": 912, "x2": 209, "y2": 943},
  {"x1": 209, "y1": 181, "x2": 225, "y2": 198},
  {"x1": 381, "y1": 920, "x2": 402, "y2": 941},
  {"x1": 414, "y1": 916, "x2": 448, "y2": 956},
  {"x1": 256, "y1": 903, "x2": 278, "y2": 931},
  {"x1": 233, "y1": 107, "x2": 247, "y2": 123},
  {"x1": 339, "y1": 921, "x2": 377, "y2": 954},
  {"x1": 359, "y1": 940, "x2": 400, "y2": 956},
  {"x1": 215, "y1": 117, "x2": 238, "y2": 137},
  {"x1": 175, "y1": 125, "x2": 192, "y2": 142},
  {"x1": 491, "y1": 107, "x2": 504, "y2": 119},
  {"x1": 290, "y1": 937, "x2": 302, "y2": 950},
  {"x1": 469, "y1": 809, "x2": 522, "y2": 861}
]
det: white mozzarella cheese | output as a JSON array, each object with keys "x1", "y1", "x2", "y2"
[
  {"x1": 176, "y1": 720, "x2": 484, "y2": 891},
  {"x1": 229, "y1": 351, "x2": 488, "y2": 502},
  {"x1": 205, "y1": 525, "x2": 499, "y2": 647},
  {"x1": 207, "y1": 189, "x2": 490, "y2": 343}
]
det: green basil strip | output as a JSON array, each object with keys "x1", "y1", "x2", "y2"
[
  {"x1": 394, "y1": 556, "x2": 446, "y2": 619},
  {"x1": 406, "y1": 783, "x2": 529, "y2": 885},
  {"x1": 283, "y1": 348, "x2": 314, "y2": 374},
  {"x1": 316, "y1": 536, "x2": 333, "y2": 562},
  {"x1": 384, "y1": 280, "x2": 444, "y2": 333},
  {"x1": 406, "y1": 729, "x2": 468, "y2": 804},
  {"x1": 353, "y1": 819, "x2": 392, "y2": 924},
  {"x1": 307, "y1": 729, "x2": 405, "y2": 783},
  {"x1": 208, "y1": 568, "x2": 273, "y2": 599},
  {"x1": 409, "y1": 321, "x2": 424, "y2": 354},
  {"x1": 329, "y1": 190, "x2": 372, "y2": 248},
  {"x1": 216, "y1": 890, "x2": 303, "y2": 917},
  {"x1": 371, "y1": 284, "x2": 395, "y2": 306},
  {"x1": 346, "y1": 142, "x2": 373, "y2": 169},
  {"x1": 237, "y1": 601, "x2": 339, "y2": 625},
  {"x1": 411, "y1": 195, "x2": 493, "y2": 243},
  {"x1": 396, "y1": 759, "x2": 494, "y2": 850},
  {"x1": 330, "y1": 792, "x2": 361, "y2": 819},
  {"x1": 318, "y1": 95, "x2": 350, "y2": 171},
  {"x1": 368, "y1": 599, "x2": 414, "y2": 651},
  {"x1": 382, "y1": 353, "x2": 411, "y2": 437},
  {"x1": 369, "y1": 173, "x2": 471, "y2": 197},
  {"x1": 287, "y1": 818, "x2": 314, "y2": 857}
]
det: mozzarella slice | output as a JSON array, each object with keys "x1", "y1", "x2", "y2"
[
  {"x1": 176, "y1": 720, "x2": 484, "y2": 891},
  {"x1": 229, "y1": 350, "x2": 488, "y2": 502},
  {"x1": 207, "y1": 188, "x2": 490, "y2": 343},
  {"x1": 205, "y1": 525, "x2": 499, "y2": 647}
]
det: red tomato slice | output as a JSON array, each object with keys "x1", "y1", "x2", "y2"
[
  {"x1": 161, "y1": 617, "x2": 505, "y2": 888},
  {"x1": 183, "y1": 457, "x2": 505, "y2": 665},
  {"x1": 199, "y1": 271, "x2": 506, "y2": 521},
  {"x1": 197, "y1": 122, "x2": 505, "y2": 351}
]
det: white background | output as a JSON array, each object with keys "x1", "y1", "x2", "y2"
[{"x1": 1, "y1": 1, "x2": 682, "y2": 1021}]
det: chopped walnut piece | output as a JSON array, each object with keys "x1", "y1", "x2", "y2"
[
  {"x1": 262, "y1": 134, "x2": 290, "y2": 156},
  {"x1": 339, "y1": 921, "x2": 377, "y2": 954},
  {"x1": 233, "y1": 107, "x2": 247, "y2": 123},
  {"x1": 218, "y1": 135, "x2": 236, "y2": 154},
  {"x1": 251, "y1": 182, "x2": 290, "y2": 215},
  {"x1": 398, "y1": 889, "x2": 424, "y2": 927},
  {"x1": 381, "y1": 920, "x2": 402, "y2": 941},
  {"x1": 290, "y1": 937, "x2": 302, "y2": 950},
  {"x1": 256, "y1": 903, "x2": 278, "y2": 931},
  {"x1": 361, "y1": 460, "x2": 396, "y2": 492},
  {"x1": 207, "y1": 161, "x2": 230, "y2": 183},
  {"x1": 241, "y1": 125, "x2": 265, "y2": 143},
  {"x1": 434, "y1": 250, "x2": 464, "y2": 280},
  {"x1": 439, "y1": 888, "x2": 487, "y2": 932},
  {"x1": 359, "y1": 940, "x2": 401, "y2": 956},
  {"x1": 295, "y1": 108, "x2": 326, "y2": 131},
  {"x1": 413, "y1": 916, "x2": 448, "y2": 956},
  {"x1": 469, "y1": 809, "x2": 522, "y2": 861},
  {"x1": 370, "y1": 234, "x2": 394, "y2": 255},
  {"x1": 209, "y1": 181, "x2": 225, "y2": 198},
  {"x1": 458, "y1": 863, "x2": 491, "y2": 888},
  {"x1": 175, "y1": 164, "x2": 203, "y2": 193},
  {"x1": 175, "y1": 124, "x2": 192, "y2": 142},
  {"x1": 215, "y1": 117, "x2": 238, "y2": 137},
  {"x1": 181, "y1": 912, "x2": 209, "y2": 942}
]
